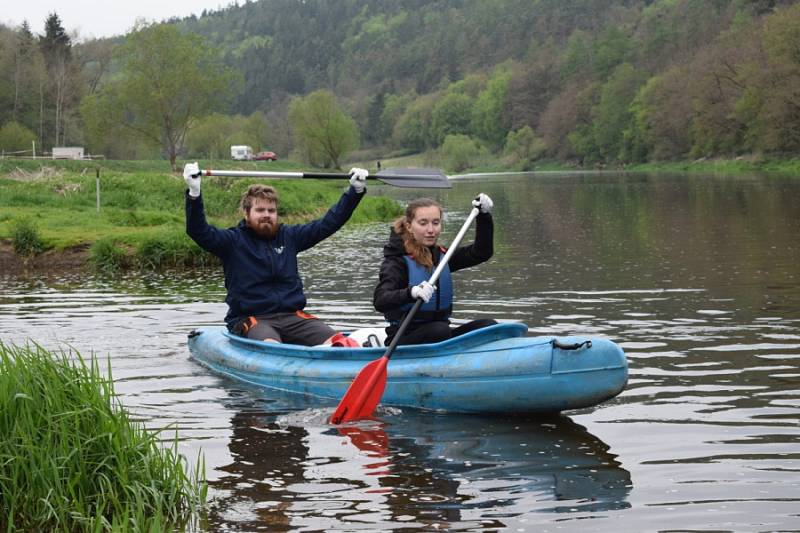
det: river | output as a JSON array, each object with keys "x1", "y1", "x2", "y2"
[{"x1": 1, "y1": 171, "x2": 798, "y2": 531}]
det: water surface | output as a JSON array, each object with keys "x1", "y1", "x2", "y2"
[{"x1": 1, "y1": 171, "x2": 799, "y2": 531}]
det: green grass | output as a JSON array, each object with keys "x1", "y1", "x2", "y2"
[
  {"x1": 625, "y1": 156, "x2": 800, "y2": 175},
  {"x1": 0, "y1": 341, "x2": 206, "y2": 531},
  {"x1": 0, "y1": 159, "x2": 403, "y2": 270}
]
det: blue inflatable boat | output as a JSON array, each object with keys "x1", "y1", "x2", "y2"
[{"x1": 187, "y1": 323, "x2": 628, "y2": 414}]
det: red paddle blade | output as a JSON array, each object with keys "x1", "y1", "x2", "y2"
[{"x1": 330, "y1": 356, "x2": 388, "y2": 424}]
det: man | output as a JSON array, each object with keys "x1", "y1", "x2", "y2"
[{"x1": 183, "y1": 161, "x2": 368, "y2": 345}]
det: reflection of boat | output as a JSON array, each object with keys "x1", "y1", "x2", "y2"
[
  {"x1": 188, "y1": 323, "x2": 627, "y2": 414},
  {"x1": 205, "y1": 407, "x2": 631, "y2": 530},
  {"x1": 381, "y1": 411, "x2": 633, "y2": 514}
]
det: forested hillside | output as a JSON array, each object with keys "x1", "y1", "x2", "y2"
[{"x1": 1, "y1": 0, "x2": 799, "y2": 168}]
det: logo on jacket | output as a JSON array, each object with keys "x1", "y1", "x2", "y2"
[{"x1": 274, "y1": 246, "x2": 284, "y2": 254}]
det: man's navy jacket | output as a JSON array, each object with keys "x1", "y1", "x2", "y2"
[{"x1": 185, "y1": 186, "x2": 364, "y2": 328}]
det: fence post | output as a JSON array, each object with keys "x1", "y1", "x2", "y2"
[{"x1": 96, "y1": 168, "x2": 101, "y2": 212}]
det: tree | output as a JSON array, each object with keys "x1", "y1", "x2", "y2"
[
  {"x1": 591, "y1": 63, "x2": 644, "y2": 162},
  {"x1": 0, "y1": 121, "x2": 37, "y2": 153},
  {"x1": 288, "y1": 89, "x2": 359, "y2": 168},
  {"x1": 431, "y1": 92, "x2": 474, "y2": 146},
  {"x1": 39, "y1": 13, "x2": 79, "y2": 148},
  {"x1": 440, "y1": 134, "x2": 484, "y2": 172},
  {"x1": 625, "y1": 66, "x2": 693, "y2": 161},
  {"x1": 504, "y1": 126, "x2": 544, "y2": 167},
  {"x1": 738, "y1": 3, "x2": 800, "y2": 152},
  {"x1": 81, "y1": 23, "x2": 237, "y2": 169},
  {"x1": 471, "y1": 65, "x2": 512, "y2": 149}
]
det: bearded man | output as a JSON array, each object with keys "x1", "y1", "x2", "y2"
[{"x1": 183, "y1": 161, "x2": 368, "y2": 345}]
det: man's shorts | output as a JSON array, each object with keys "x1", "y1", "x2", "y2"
[{"x1": 234, "y1": 311, "x2": 335, "y2": 346}]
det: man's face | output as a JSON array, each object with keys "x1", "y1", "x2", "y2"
[{"x1": 246, "y1": 198, "x2": 279, "y2": 238}]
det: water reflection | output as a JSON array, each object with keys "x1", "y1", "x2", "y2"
[{"x1": 203, "y1": 390, "x2": 631, "y2": 531}]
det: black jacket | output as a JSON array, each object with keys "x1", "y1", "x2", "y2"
[{"x1": 373, "y1": 212, "x2": 493, "y2": 324}]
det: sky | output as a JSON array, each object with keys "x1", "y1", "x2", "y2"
[{"x1": 2, "y1": 0, "x2": 232, "y2": 40}]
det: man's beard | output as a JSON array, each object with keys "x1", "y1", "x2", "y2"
[{"x1": 249, "y1": 220, "x2": 279, "y2": 239}]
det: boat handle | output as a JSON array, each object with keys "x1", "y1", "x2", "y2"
[{"x1": 552, "y1": 339, "x2": 592, "y2": 350}]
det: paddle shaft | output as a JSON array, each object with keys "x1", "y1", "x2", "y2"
[
  {"x1": 199, "y1": 167, "x2": 451, "y2": 188},
  {"x1": 203, "y1": 169, "x2": 351, "y2": 179}
]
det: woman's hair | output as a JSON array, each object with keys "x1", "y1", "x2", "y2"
[
  {"x1": 393, "y1": 197, "x2": 443, "y2": 270},
  {"x1": 240, "y1": 184, "x2": 279, "y2": 214}
]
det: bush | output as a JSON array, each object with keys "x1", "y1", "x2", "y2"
[
  {"x1": 90, "y1": 238, "x2": 130, "y2": 272},
  {"x1": 504, "y1": 126, "x2": 546, "y2": 168},
  {"x1": 440, "y1": 134, "x2": 485, "y2": 172},
  {"x1": 0, "y1": 121, "x2": 37, "y2": 154},
  {"x1": 10, "y1": 218, "x2": 45, "y2": 257}
]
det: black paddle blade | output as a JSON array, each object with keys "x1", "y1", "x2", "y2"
[{"x1": 375, "y1": 167, "x2": 451, "y2": 188}]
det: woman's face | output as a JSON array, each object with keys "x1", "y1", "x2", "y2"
[{"x1": 407, "y1": 205, "x2": 442, "y2": 247}]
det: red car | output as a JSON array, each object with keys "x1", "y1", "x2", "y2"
[{"x1": 253, "y1": 151, "x2": 278, "y2": 161}]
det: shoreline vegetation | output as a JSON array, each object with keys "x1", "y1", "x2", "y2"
[
  {"x1": 0, "y1": 341, "x2": 205, "y2": 530},
  {"x1": 1, "y1": 155, "x2": 798, "y2": 273}
]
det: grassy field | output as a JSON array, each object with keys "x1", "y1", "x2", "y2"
[
  {"x1": 0, "y1": 159, "x2": 402, "y2": 271},
  {"x1": 0, "y1": 341, "x2": 205, "y2": 531}
]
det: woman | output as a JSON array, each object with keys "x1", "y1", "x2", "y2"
[{"x1": 373, "y1": 194, "x2": 496, "y2": 346}]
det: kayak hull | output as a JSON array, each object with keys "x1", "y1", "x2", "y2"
[{"x1": 188, "y1": 323, "x2": 628, "y2": 414}]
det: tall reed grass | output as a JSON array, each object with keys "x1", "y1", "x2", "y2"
[{"x1": 0, "y1": 341, "x2": 206, "y2": 531}]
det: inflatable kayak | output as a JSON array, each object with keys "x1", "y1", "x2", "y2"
[{"x1": 187, "y1": 323, "x2": 628, "y2": 414}]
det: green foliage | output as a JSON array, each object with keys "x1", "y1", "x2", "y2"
[
  {"x1": 504, "y1": 126, "x2": 545, "y2": 167},
  {"x1": 591, "y1": 63, "x2": 645, "y2": 162},
  {"x1": 0, "y1": 121, "x2": 36, "y2": 153},
  {"x1": 431, "y1": 92, "x2": 475, "y2": 146},
  {"x1": 0, "y1": 341, "x2": 205, "y2": 531},
  {"x1": 4, "y1": 1, "x2": 800, "y2": 168},
  {"x1": 0, "y1": 160, "x2": 399, "y2": 270},
  {"x1": 81, "y1": 23, "x2": 239, "y2": 169},
  {"x1": 288, "y1": 90, "x2": 359, "y2": 168},
  {"x1": 440, "y1": 134, "x2": 485, "y2": 172},
  {"x1": 471, "y1": 66, "x2": 513, "y2": 149},
  {"x1": 90, "y1": 238, "x2": 129, "y2": 272},
  {"x1": 393, "y1": 93, "x2": 436, "y2": 151},
  {"x1": 136, "y1": 229, "x2": 212, "y2": 270},
  {"x1": 185, "y1": 112, "x2": 272, "y2": 160},
  {"x1": 10, "y1": 218, "x2": 45, "y2": 257}
]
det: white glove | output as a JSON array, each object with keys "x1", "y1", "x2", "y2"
[
  {"x1": 472, "y1": 192, "x2": 493, "y2": 214},
  {"x1": 349, "y1": 167, "x2": 368, "y2": 194},
  {"x1": 183, "y1": 162, "x2": 201, "y2": 198},
  {"x1": 410, "y1": 281, "x2": 435, "y2": 303}
]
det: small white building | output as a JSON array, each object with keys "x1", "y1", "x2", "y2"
[
  {"x1": 230, "y1": 145, "x2": 253, "y2": 160},
  {"x1": 52, "y1": 146, "x2": 84, "y2": 160}
]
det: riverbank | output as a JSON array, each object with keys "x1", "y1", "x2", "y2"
[{"x1": 0, "y1": 159, "x2": 402, "y2": 272}]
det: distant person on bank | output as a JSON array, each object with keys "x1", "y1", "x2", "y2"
[
  {"x1": 373, "y1": 194, "x2": 496, "y2": 346},
  {"x1": 183, "y1": 162, "x2": 368, "y2": 345}
]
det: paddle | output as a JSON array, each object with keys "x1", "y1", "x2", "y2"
[
  {"x1": 330, "y1": 205, "x2": 482, "y2": 424},
  {"x1": 200, "y1": 167, "x2": 451, "y2": 188}
]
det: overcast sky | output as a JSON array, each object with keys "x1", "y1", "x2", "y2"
[{"x1": 3, "y1": 0, "x2": 232, "y2": 40}]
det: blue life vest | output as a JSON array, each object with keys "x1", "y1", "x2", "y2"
[{"x1": 399, "y1": 250, "x2": 453, "y2": 323}]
